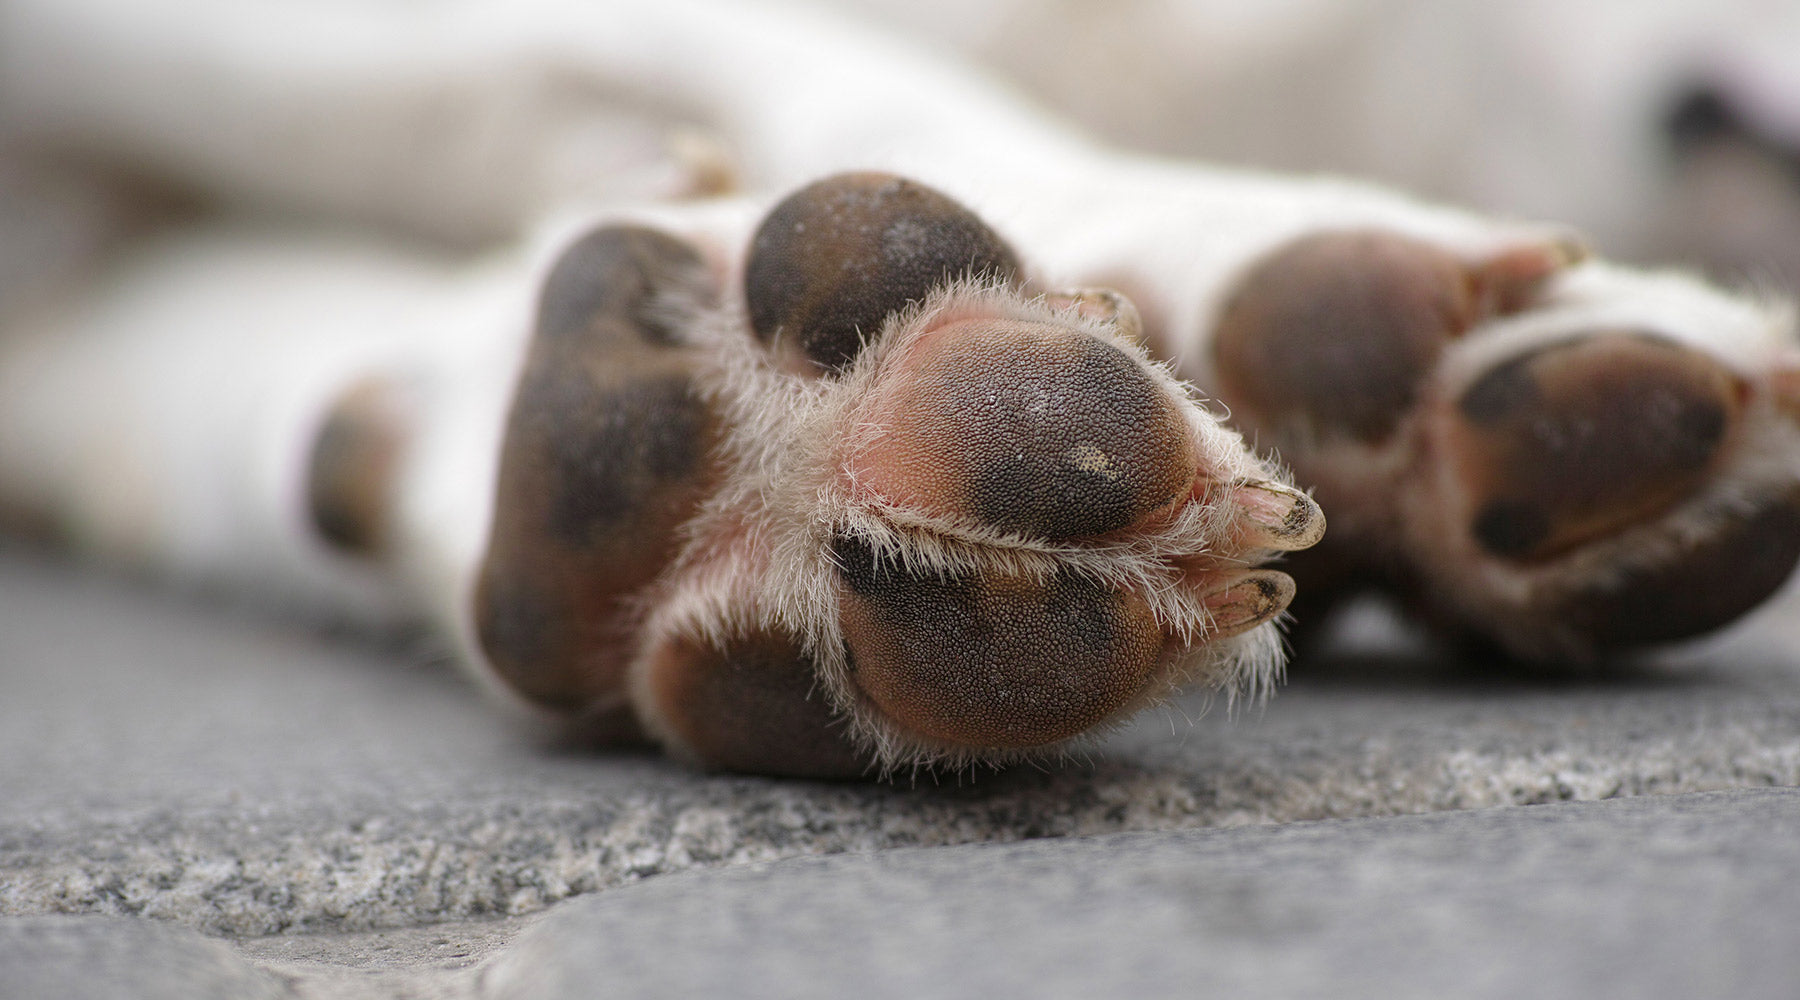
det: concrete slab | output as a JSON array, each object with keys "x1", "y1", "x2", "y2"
[
  {"x1": 8, "y1": 790, "x2": 1794, "y2": 1000},
  {"x1": 484, "y1": 788, "x2": 1800, "y2": 1000},
  {"x1": 0, "y1": 915, "x2": 292, "y2": 1000}
]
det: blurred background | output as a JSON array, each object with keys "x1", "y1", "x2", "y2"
[
  {"x1": 5, "y1": 0, "x2": 1800, "y2": 324},
  {"x1": 845, "y1": 0, "x2": 1800, "y2": 285}
]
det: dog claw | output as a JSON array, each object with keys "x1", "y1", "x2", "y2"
[
  {"x1": 1044, "y1": 287, "x2": 1144, "y2": 344},
  {"x1": 1201, "y1": 570, "x2": 1297, "y2": 639},
  {"x1": 1233, "y1": 479, "x2": 1327, "y2": 552}
]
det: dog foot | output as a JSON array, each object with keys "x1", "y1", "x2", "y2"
[
  {"x1": 1210, "y1": 229, "x2": 1800, "y2": 661},
  {"x1": 476, "y1": 173, "x2": 1323, "y2": 775}
]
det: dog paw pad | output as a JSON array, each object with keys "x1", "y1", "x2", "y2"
[
  {"x1": 1554, "y1": 494, "x2": 1800, "y2": 649},
  {"x1": 745, "y1": 172, "x2": 1021, "y2": 374},
  {"x1": 1214, "y1": 230, "x2": 1480, "y2": 443},
  {"x1": 640, "y1": 629, "x2": 871, "y2": 777},
  {"x1": 832, "y1": 534, "x2": 1166, "y2": 749},
  {"x1": 848, "y1": 317, "x2": 1197, "y2": 540},
  {"x1": 475, "y1": 225, "x2": 722, "y2": 709},
  {"x1": 307, "y1": 378, "x2": 411, "y2": 555},
  {"x1": 1449, "y1": 333, "x2": 1742, "y2": 562}
]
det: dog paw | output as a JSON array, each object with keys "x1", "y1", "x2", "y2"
[
  {"x1": 1211, "y1": 228, "x2": 1800, "y2": 662},
  {"x1": 479, "y1": 173, "x2": 1323, "y2": 775}
]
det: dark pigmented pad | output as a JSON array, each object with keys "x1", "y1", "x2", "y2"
[
  {"x1": 643, "y1": 630, "x2": 871, "y2": 778},
  {"x1": 535, "y1": 371, "x2": 711, "y2": 545},
  {"x1": 1451, "y1": 333, "x2": 1743, "y2": 562},
  {"x1": 306, "y1": 380, "x2": 407, "y2": 555},
  {"x1": 475, "y1": 226, "x2": 721, "y2": 710},
  {"x1": 966, "y1": 335, "x2": 1185, "y2": 538},
  {"x1": 853, "y1": 319, "x2": 1196, "y2": 540},
  {"x1": 833, "y1": 535, "x2": 1164, "y2": 749},
  {"x1": 745, "y1": 172, "x2": 1021, "y2": 374},
  {"x1": 1469, "y1": 502, "x2": 1553, "y2": 560},
  {"x1": 476, "y1": 574, "x2": 564, "y2": 674},
  {"x1": 538, "y1": 225, "x2": 714, "y2": 344},
  {"x1": 1561, "y1": 495, "x2": 1800, "y2": 649},
  {"x1": 1213, "y1": 230, "x2": 1479, "y2": 443}
]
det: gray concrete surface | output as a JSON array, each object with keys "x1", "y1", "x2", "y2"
[
  {"x1": 2, "y1": 550, "x2": 1798, "y2": 997},
  {"x1": 7, "y1": 791, "x2": 1796, "y2": 999},
  {"x1": 0, "y1": 915, "x2": 291, "y2": 1000},
  {"x1": 483, "y1": 788, "x2": 1800, "y2": 1000}
]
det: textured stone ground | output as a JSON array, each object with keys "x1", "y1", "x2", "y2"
[
  {"x1": 9, "y1": 791, "x2": 1798, "y2": 1000},
  {"x1": 3, "y1": 549, "x2": 1798, "y2": 996}
]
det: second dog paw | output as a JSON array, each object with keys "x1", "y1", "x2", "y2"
[{"x1": 1210, "y1": 228, "x2": 1800, "y2": 661}]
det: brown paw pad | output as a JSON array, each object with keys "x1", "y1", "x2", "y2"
[
  {"x1": 1213, "y1": 230, "x2": 1481, "y2": 443},
  {"x1": 537, "y1": 224, "x2": 713, "y2": 345},
  {"x1": 307, "y1": 378, "x2": 411, "y2": 555},
  {"x1": 1450, "y1": 333, "x2": 1744, "y2": 562},
  {"x1": 1212, "y1": 229, "x2": 1582, "y2": 445},
  {"x1": 833, "y1": 535, "x2": 1165, "y2": 750},
  {"x1": 475, "y1": 225, "x2": 722, "y2": 709},
  {"x1": 848, "y1": 318, "x2": 1197, "y2": 540},
  {"x1": 1775, "y1": 364, "x2": 1800, "y2": 422},
  {"x1": 641, "y1": 629, "x2": 871, "y2": 778},
  {"x1": 1557, "y1": 493, "x2": 1800, "y2": 649},
  {"x1": 745, "y1": 172, "x2": 1021, "y2": 374}
]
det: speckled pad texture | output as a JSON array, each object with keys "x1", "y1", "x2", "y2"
[{"x1": 3, "y1": 551, "x2": 1799, "y2": 997}]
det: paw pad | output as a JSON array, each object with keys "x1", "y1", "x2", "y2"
[
  {"x1": 307, "y1": 379, "x2": 410, "y2": 555},
  {"x1": 832, "y1": 535, "x2": 1166, "y2": 749},
  {"x1": 476, "y1": 225, "x2": 722, "y2": 709},
  {"x1": 642, "y1": 629, "x2": 871, "y2": 777},
  {"x1": 849, "y1": 317, "x2": 1197, "y2": 540},
  {"x1": 1451, "y1": 333, "x2": 1742, "y2": 561},
  {"x1": 1557, "y1": 494, "x2": 1800, "y2": 649},
  {"x1": 745, "y1": 172, "x2": 1021, "y2": 374},
  {"x1": 1214, "y1": 230, "x2": 1478, "y2": 443}
]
